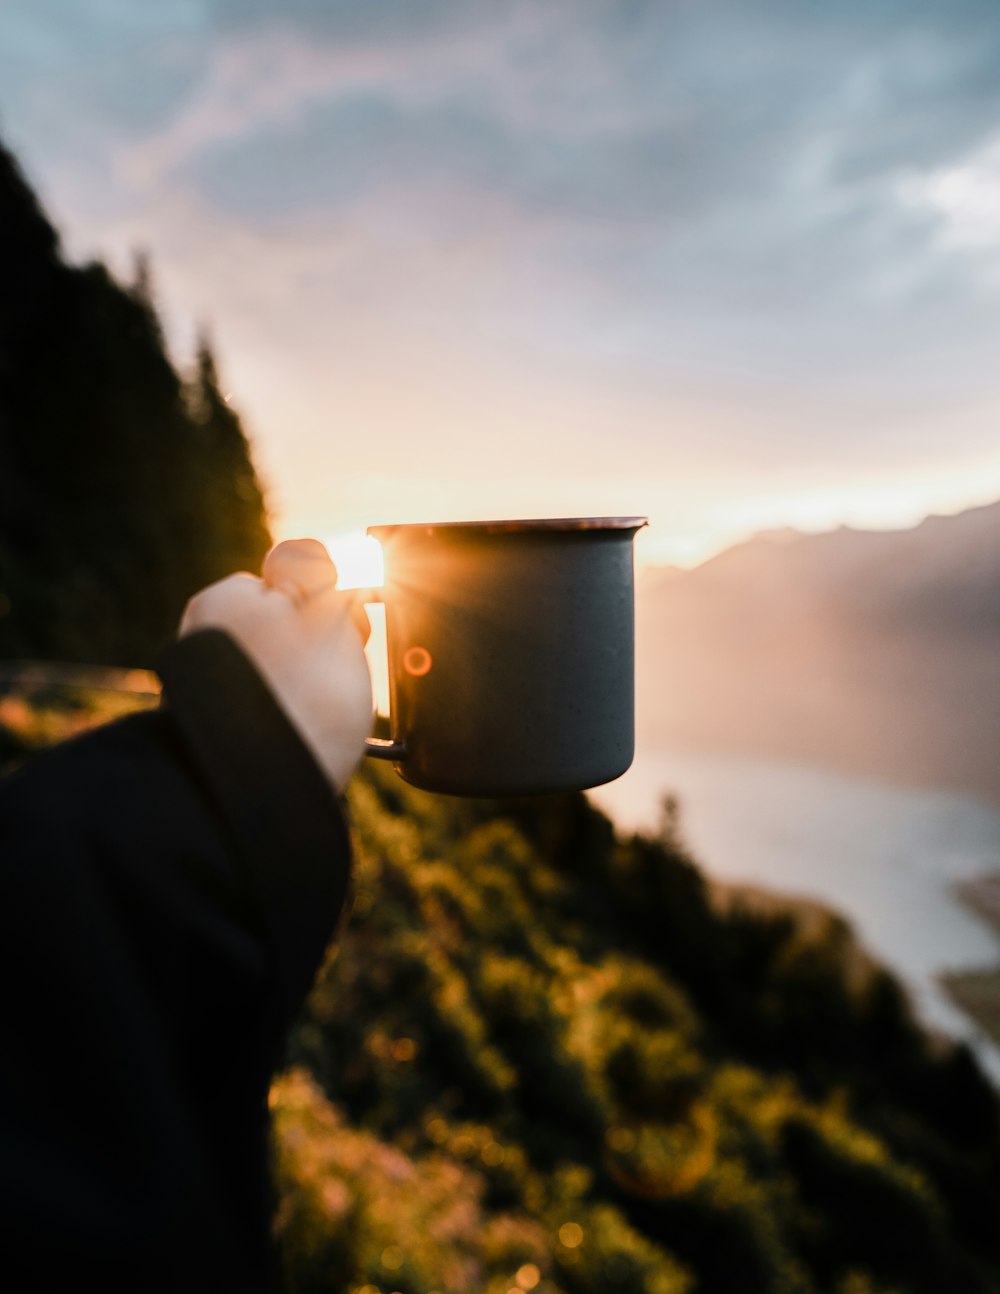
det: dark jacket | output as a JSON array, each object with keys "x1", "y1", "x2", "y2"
[{"x1": 0, "y1": 629, "x2": 353, "y2": 1291}]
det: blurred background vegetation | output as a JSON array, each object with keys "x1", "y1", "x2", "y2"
[
  {"x1": 4, "y1": 134, "x2": 1000, "y2": 1294},
  {"x1": 5, "y1": 688, "x2": 1000, "y2": 1294},
  {"x1": 271, "y1": 769, "x2": 1000, "y2": 1294}
]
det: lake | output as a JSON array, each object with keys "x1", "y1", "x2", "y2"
[{"x1": 589, "y1": 748, "x2": 1000, "y2": 1079}]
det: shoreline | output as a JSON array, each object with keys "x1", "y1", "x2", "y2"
[
  {"x1": 940, "y1": 875, "x2": 1000, "y2": 1049},
  {"x1": 594, "y1": 748, "x2": 1000, "y2": 1079}
]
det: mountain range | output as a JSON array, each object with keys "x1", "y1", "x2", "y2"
[{"x1": 636, "y1": 498, "x2": 1000, "y2": 802}]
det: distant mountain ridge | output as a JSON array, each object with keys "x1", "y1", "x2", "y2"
[{"x1": 636, "y1": 500, "x2": 1000, "y2": 801}]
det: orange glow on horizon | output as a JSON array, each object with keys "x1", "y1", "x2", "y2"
[{"x1": 277, "y1": 450, "x2": 1000, "y2": 576}]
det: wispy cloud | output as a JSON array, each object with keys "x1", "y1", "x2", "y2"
[
  {"x1": 900, "y1": 132, "x2": 1000, "y2": 261},
  {"x1": 4, "y1": 0, "x2": 1000, "y2": 552}
]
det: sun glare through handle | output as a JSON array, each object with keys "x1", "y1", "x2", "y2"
[
  {"x1": 320, "y1": 532, "x2": 385, "y2": 590},
  {"x1": 318, "y1": 531, "x2": 389, "y2": 715}
]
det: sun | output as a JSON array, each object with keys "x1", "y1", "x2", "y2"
[
  {"x1": 318, "y1": 531, "x2": 385, "y2": 590},
  {"x1": 317, "y1": 530, "x2": 390, "y2": 714}
]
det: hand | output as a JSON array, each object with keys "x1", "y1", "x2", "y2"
[{"x1": 179, "y1": 540, "x2": 374, "y2": 792}]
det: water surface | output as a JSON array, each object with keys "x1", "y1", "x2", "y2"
[{"x1": 590, "y1": 749, "x2": 1000, "y2": 1078}]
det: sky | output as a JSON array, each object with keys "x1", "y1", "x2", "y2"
[{"x1": 3, "y1": 0, "x2": 1000, "y2": 565}]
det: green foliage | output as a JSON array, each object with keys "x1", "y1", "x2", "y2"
[
  {"x1": 278, "y1": 762, "x2": 1000, "y2": 1294},
  {"x1": 0, "y1": 140, "x2": 271, "y2": 666},
  {"x1": 12, "y1": 688, "x2": 1000, "y2": 1292},
  {"x1": 0, "y1": 676, "x2": 157, "y2": 773}
]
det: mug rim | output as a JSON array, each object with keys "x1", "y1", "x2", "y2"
[{"x1": 368, "y1": 515, "x2": 648, "y2": 540}]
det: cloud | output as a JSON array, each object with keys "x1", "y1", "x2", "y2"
[
  {"x1": 18, "y1": 1, "x2": 1000, "y2": 272},
  {"x1": 42, "y1": 0, "x2": 1000, "y2": 419},
  {"x1": 5, "y1": 0, "x2": 1000, "y2": 544},
  {"x1": 0, "y1": 1, "x2": 205, "y2": 131},
  {"x1": 899, "y1": 131, "x2": 1000, "y2": 258}
]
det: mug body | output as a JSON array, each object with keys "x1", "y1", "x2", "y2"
[{"x1": 367, "y1": 517, "x2": 645, "y2": 796}]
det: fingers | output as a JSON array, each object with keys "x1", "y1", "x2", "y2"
[
  {"x1": 262, "y1": 538, "x2": 371, "y2": 646},
  {"x1": 180, "y1": 572, "x2": 262, "y2": 637},
  {"x1": 262, "y1": 539, "x2": 339, "y2": 603},
  {"x1": 342, "y1": 590, "x2": 374, "y2": 646}
]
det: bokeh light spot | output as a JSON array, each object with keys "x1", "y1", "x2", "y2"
[
  {"x1": 559, "y1": 1221, "x2": 584, "y2": 1248},
  {"x1": 481, "y1": 1140, "x2": 506, "y2": 1166},
  {"x1": 381, "y1": 1244, "x2": 404, "y2": 1270},
  {"x1": 516, "y1": 1262, "x2": 541, "y2": 1289},
  {"x1": 403, "y1": 645, "x2": 433, "y2": 676}
]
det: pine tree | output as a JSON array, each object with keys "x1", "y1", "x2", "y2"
[
  {"x1": 0, "y1": 139, "x2": 272, "y2": 665},
  {"x1": 185, "y1": 334, "x2": 271, "y2": 582}
]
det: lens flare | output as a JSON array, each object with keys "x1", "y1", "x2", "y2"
[{"x1": 403, "y1": 646, "x2": 433, "y2": 677}]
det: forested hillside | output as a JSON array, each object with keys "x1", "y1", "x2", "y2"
[
  {"x1": 5, "y1": 690, "x2": 1000, "y2": 1294},
  {"x1": 274, "y1": 761, "x2": 1000, "y2": 1294},
  {"x1": 0, "y1": 140, "x2": 270, "y2": 666}
]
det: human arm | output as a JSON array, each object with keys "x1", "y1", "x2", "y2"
[{"x1": 0, "y1": 541, "x2": 372, "y2": 1290}]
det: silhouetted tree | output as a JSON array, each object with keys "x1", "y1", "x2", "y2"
[{"x1": 0, "y1": 139, "x2": 271, "y2": 665}]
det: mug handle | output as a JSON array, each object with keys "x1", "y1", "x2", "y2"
[
  {"x1": 365, "y1": 735, "x2": 405, "y2": 760},
  {"x1": 346, "y1": 586, "x2": 407, "y2": 762}
]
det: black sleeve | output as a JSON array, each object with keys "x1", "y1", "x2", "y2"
[{"x1": 0, "y1": 629, "x2": 353, "y2": 1293}]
